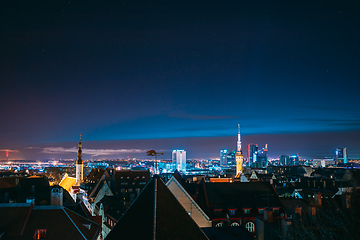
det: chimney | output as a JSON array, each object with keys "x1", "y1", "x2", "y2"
[
  {"x1": 26, "y1": 197, "x2": 35, "y2": 204},
  {"x1": 314, "y1": 193, "x2": 322, "y2": 207},
  {"x1": 308, "y1": 205, "x2": 316, "y2": 217},
  {"x1": 264, "y1": 208, "x2": 273, "y2": 222},
  {"x1": 281, "y1": 218, "x2": 292, "y2": 238},
  {"x1": 343, "y1": 193, "x2": 351, "y2": 209},
  {"x1": 293, "y1": 206, "x2": 302, "y2": 221}
]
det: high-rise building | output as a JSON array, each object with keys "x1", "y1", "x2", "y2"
[
  {"x1": 220, "y1": 149, "x2": 228, "y2": 165},
  {"x1": 335, "y1": 148, "x2": 347, "y2": 164},
  {"x1": 248, "y1": 144, "x2": 258, "y2": 166},
  {"x1": 289, "y1": 154, "x2": 299, "y2": 166},
  {"x1": 172, "y1": 150, "x2": 186, "y2": 172},
  {"x1": 280, "y1": 155, "x2": 290, "y2": 166},
  {"x1": 235, "y1": 124, "x2": 243, "y2": 177},
  {"x1": 257, "y1": 144, "x2": 268, "y2": 168},
  {"x1": 75, "y1": 136, "x2": 83, "y2": 186}
]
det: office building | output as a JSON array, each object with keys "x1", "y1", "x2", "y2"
[
  {"x1": 257, "y1": 144, "x2": 268, "y2": 168},
  {"x1": 172, "y1": 150, "x2": 187, "y2": 173},
  {"x1": 220, "y1": 149, "x2": 228, "y2": 165},
  {"x1": 289, "y1": 154, "x2": 299, "y2": 166},
  {"x1": 335, "y1": 148, "x2": 347, "y2": 164},
  {"x1": 248, "y1": 144, "x2": 258, "y2": 166},
  {"x1": 280, "y1": 155, "x2": 290, "y2": 166}
]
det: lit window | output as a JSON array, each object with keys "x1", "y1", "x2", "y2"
[
  {"x1": 231, "y1": 222, "x2": 240, "y2": 227},
  {"x1": 244, "y1": 209, "x2": 250, "y2": 214},
  {"x1": 258, "y1": 209, "x2": 264, "y2": 214},
  {"x1": 245, "y1": 222, "x2": 255, "y2": 232},
  {"x1": 33, "y1": 229, "x2": 46, "y2": 239},
  {"x1": 215, "y1": 222, "x2": 223, "y2": 227},
  {"x1": 229, "y1": 210, "x2": 235, "y2": 215}
]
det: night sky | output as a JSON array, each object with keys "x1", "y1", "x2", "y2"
[{"x1": 1, "y1": 0, "x2": 360, "y2": 160}]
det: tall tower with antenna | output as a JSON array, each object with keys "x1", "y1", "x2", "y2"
[
  {"x1": 75, "y1": 135, "x2": 83, "y2": 186},
  {"x1": 235, "y1": 124, "x2": 243, "y2": 177}
]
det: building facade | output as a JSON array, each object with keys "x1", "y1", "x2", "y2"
[
  {"x1": 220, "y1": 149, "x2": 228, "y2": 165},
  {"x1": 172, "y1": 150, "x2": 186, "y2": 172}
]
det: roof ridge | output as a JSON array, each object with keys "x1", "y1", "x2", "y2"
[
  {"x1": 20, "y1": 204, "x2": 33, "y2": 236},
  {"x1": 62, "y1": 207, "x2": 87, "y2": 240},
  {"x1": 64, "y1": 207, "x2": 100, "y2": 225}
]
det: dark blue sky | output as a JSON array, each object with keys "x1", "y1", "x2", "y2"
[{"x1": 1, "y1": 0, "x2": 360, "y2": 160}]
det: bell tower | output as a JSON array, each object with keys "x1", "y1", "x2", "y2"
[{"x1": 75, "y1": 135, "x2": 83, "y2": 186}]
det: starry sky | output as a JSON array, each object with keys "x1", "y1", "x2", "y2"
[{"x1": 1, "y1": 0, "x2": 360, "y2": 160}]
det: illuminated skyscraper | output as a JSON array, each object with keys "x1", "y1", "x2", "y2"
[
  {"x1": 280, "y1": 155, "x2": 290, "y2": 166},
  {"x1": 235, "y1": 124, "x2": 243, "y2": 177},
  {"x1": 75, "y1": 136, "x2": 83, "y2": 186},
  {"x1": 220, "y1": 149, "x2": 228, "y2": 165},
  {"x1": 335, "y1": 148, "x2": 347, "y2": 164},
  {"x1": 172, "y1": 149, "x2": 186, "y2": 172},
  {"x1": 248, "y1": 143, "x2": 258, "y2": 166},
  {"x1": 257, "y1": 144, "x2": 268, "y2": 168}
]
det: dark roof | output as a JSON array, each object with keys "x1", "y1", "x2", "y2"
[
  {"x1": 105, "y1": 176, "x2": 208, "y2": 240},
  {"x1": 201, "y1": 227, "x2": 253, "y2": 240},
  {"x1": 85, "y1": 169, "x2": 106, "y2": 183},
  {"x1": 0, "y1": 177, "x2": 17, "y2": 189},
  {"x1": 173, "y1": 170, "x2": 182, "y2": 183},
  {"x1": 194, "y1": 181, "x2": 282, "y2": 219},
  {"x1": 0, "y1": 204, "x2": 100, "y2": 240},
  {"x1": 114, "y1": 169, "x2": 150, "y2": 182},
  {"x1": 96, "y1": 196, "x2": 126, "y2": 220},
  {"x1": 62, "y1": 188, "x2": 76, "y2": 208},
  {"x1": 280, "y1": 198, "x2": 310, "y2": 213},
  {"x1": 73, "y1": 200, "x2": 93, "y2": 219},
  {"x1": 17, "y1": 177, "x2": 51, "y2": 204}
]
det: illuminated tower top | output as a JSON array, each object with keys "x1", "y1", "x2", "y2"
[
  {"x1": 76, "y1": 135, "x2": 82, "y2": 165},
  {"x1": 237, "y1": 124, "x2": 242, "y2": 153}
]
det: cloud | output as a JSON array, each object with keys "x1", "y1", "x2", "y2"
[
  {"x1": 294, "y1": 118, "x2": 360, "y2": 127},
  {"x1": 40, "y1": 147, "x2": 148, "y2": 156},
  {"x1": 0, "y1": 149, "x2": 19, "y2": 153}
]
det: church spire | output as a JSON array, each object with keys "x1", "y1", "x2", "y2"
[
  {"x1": 76, "y1": 134, "x2": 82, "y2": 165},
  {"x1": 75, "y1": 134, "x2": 84, "y2": 186}
]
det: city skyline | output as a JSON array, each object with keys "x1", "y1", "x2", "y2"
[{"x1": 1, "y1": 1, "x2": 359, "y2": 160}]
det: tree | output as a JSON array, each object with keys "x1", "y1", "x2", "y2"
[{"x1": 146, "y1": 150, "x2": 164, "y2": 175}]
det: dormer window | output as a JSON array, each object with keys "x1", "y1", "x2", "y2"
[
  {"x1": 229, "y1": 209, "x2": 236, "y2": 215},
  {"x1": 33, "y1": 229, "x2": 46, "y2": 240},
  {"x1": 258, "y1": 208, "x2": 265, "y2": 214},
  {"x1": 243, "y1": 208, "x2": 251, "y2": 215}
]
